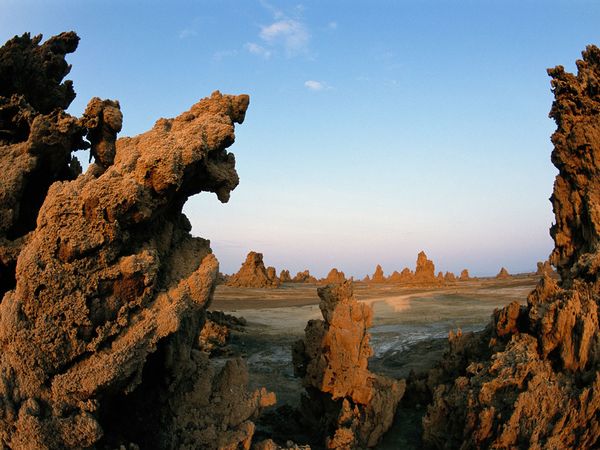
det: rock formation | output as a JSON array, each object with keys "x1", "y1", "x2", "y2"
[
  {"x1": 292, "y1": 270, "x2": 317, "y2": 283},
  {"x1": 279, "y1": 269, "x2": 292, "y2": 282},
  {"x1": 227, "y1": 251, "x2": 280, "y2": 288},
  {"x1": 496, "y1": 267, "x2": 510, "y2": 279},
  {"x1": 420, "y1": 45, "x2": 600, "y2": 450},
  {"x1": 0, "y1": 32, "x2": 275, "y2": 449},
  {"x1": 536, "y1": 260, "x2": 556, "y2": 277},
  {"x1": 413, "y1": 251, "x2": 436, "y2": 283},
  {"x1": 444, "y1": 271, "x2": 456, "y2": 282},
  {"x1": 292, "y1": 282, "x2": 405, "y2": 448},
  {"x1": 0, "y1": 32, "x2": 87, "y2": 298},
  {"x1": 371, "y1": 264, "x2": 386, "y2": 283},
  {"x1": 198, "y1": 310, "x2": 247, "y2": 356},
  {"x1": 322, "y1": 268, "x2": 346, "y2": 284},
  {"x1": 459, "y1": 269, "x2": 470, "y2": 280}
]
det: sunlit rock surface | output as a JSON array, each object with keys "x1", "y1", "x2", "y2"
[{"x1": 0, "y1": 32, "x2": 274, "y2": 449}]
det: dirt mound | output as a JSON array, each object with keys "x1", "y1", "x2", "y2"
[
  {"x1": 0, "y1": 32, "x2": 274, "y2": 449},
  {"x1": 227, "y1": 251, "x2": 280, "y2": 288},
  {"x1": 292, "y1": 282, "x2": 405, "y2": 448},
  {"x1": 419, "y1": 45, "x2": 600, "y2": 450}
]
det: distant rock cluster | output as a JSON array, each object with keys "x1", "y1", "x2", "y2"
[{"x1": 366, "y1": 251, "x2": 472, "y2": 285}]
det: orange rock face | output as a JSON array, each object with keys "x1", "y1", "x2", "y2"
[
  {"x1": 279, "y1": 269, "x2": 292, "y2": 282},
  {"x1": 536, "y1": 260, "x2": 556, "y2": 277},
  {"x1": 0, "y1": 32, "x2": 274, "y2": 449},
  {"x1": 414, "y1": 251, "x2": 436, "y2": 283},
  {"x1": 292, "y1": 269, "x2": 317, "y2": 283},
  {"x1": 495, "y1": 267, "x2": 510, "y2": 279},
  {"x1": 227, "y1": 251, "x2": 280, "y2": 288},
  {"x1": 459, "y1": 269, "x2": 470, "y2": 280},
  {"x1": 322, "y1": 268, "x2": 346, "y2": 284},
  {"x1": 371, "y1": 264, "x2": 386, "y2": 282},
  {"x1": 292, "y1": 282, "x2": 405, "y2": 448},
  {"x1": 420, "y1": 46, "x2": 600, "y2": 450}
]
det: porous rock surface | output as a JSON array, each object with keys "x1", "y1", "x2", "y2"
[
  {"x1": 227, "y1": 251, "x2": 280, "y2": 288},
  {"x1": 0, "y1": 32, "x2": 86, "y2": 298},
  {"x1": 419, "y1": 45, "x2": 600, "y2": 450},
  {"x1": 198, "y1": 310, "x2": 247, "y2": 356},
  {"x1": 292, "y1": 282, "x2": 405, "y2": 448},
  {"x1": 0, "y1": 32, "x2": 275, "y2": 449},
  {"x1": 536, "y1": 260, "x2": 556, "y2": 277}
]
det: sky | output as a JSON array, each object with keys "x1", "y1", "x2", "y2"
[{"x1": 2, "y1": 0, "x2": 599, "y2": 278}]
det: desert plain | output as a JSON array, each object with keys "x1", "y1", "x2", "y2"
[{"x1": 209, "y1": 275, "x2": 539, "y2": 448}]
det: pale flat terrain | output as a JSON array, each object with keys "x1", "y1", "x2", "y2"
[{"x1": 210, "y1": 276, "x2": 540, "y2": 409}]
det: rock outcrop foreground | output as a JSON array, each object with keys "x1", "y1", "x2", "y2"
[
  {"x1": 419, "y1": 45, "x2": 600, "y2": 449},
  {"x1": 292, "y1": 282, "x2": 405, "y2": 448},
  {"x1": 0, "y1": 32, "x2": 275, "y2": 449}
]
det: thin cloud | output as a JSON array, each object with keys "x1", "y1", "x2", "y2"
[
  {"x1": 244, "y1": 42, "x2": 272, "y2": 59},
  {"x1": 259, "y1": 19, "x2": 309, "y2": 56},
  {"x1": 213, "y1": 49, "x2": 238, "y2": 61},
  {"x1": 304, "y1": 80, "x2": 329, "y2": 91},
  {"x1": 178, "y1": 28, "x2": 197, "y2": 39},
  {"x1": 328, "y1": 21, "x2": 338, "y2": 30}
]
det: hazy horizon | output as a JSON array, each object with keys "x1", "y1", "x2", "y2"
[{"x1": 3, "y1": 1, "x2": 600, "y2": 278}]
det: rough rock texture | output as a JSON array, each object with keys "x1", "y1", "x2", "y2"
[
  {"x1": 459, "y1": 269, "x2": 470, "y2": 281},
  {"x1": 322, "y1": 268, "x2": 346, "y2": 284},
  {"x1": 536, "y1": 260, "x2": 556, "y2": 277},
  {"x1": 371, "y1": 264, "x2": 386, "y2": 283},
  {"x1": 0, "y1": 32, "x2": 275, "y2": 449},
  {"x1": 279, "y1": 269, "x2": 292, "y2": 283},
  {"x1": 227, "y1": 251, "x2": 280, "y2": 288},
  {"x1": 420, "y1": 46, "x2": 600, "y2": 450},
  {"x1": 414, "y1": 251, "x2": 436, "y2": 283},
  {"x1": 292, "y1": 270, "x2": 317, "y2": 283},
  {"x1": 198, "y1": 310, "x2": 246, "y2": 356},
  {"x1": 292, "y1": 282, "x2": 405, "y2": 448},
  {"x1": 496, "y1": 267, "x2": 510, "y2": 279},
  {"x1": 0, "y1": 32, "x2": 87, "y2": 298}
]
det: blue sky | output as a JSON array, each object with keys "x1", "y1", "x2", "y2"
[{"x1": 2, "y1": 0, "x2": 599, "y2": 277}]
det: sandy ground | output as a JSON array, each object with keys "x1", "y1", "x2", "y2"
[{"x1": 209, "y1": 276, "x2": 540, "y2": 448}]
